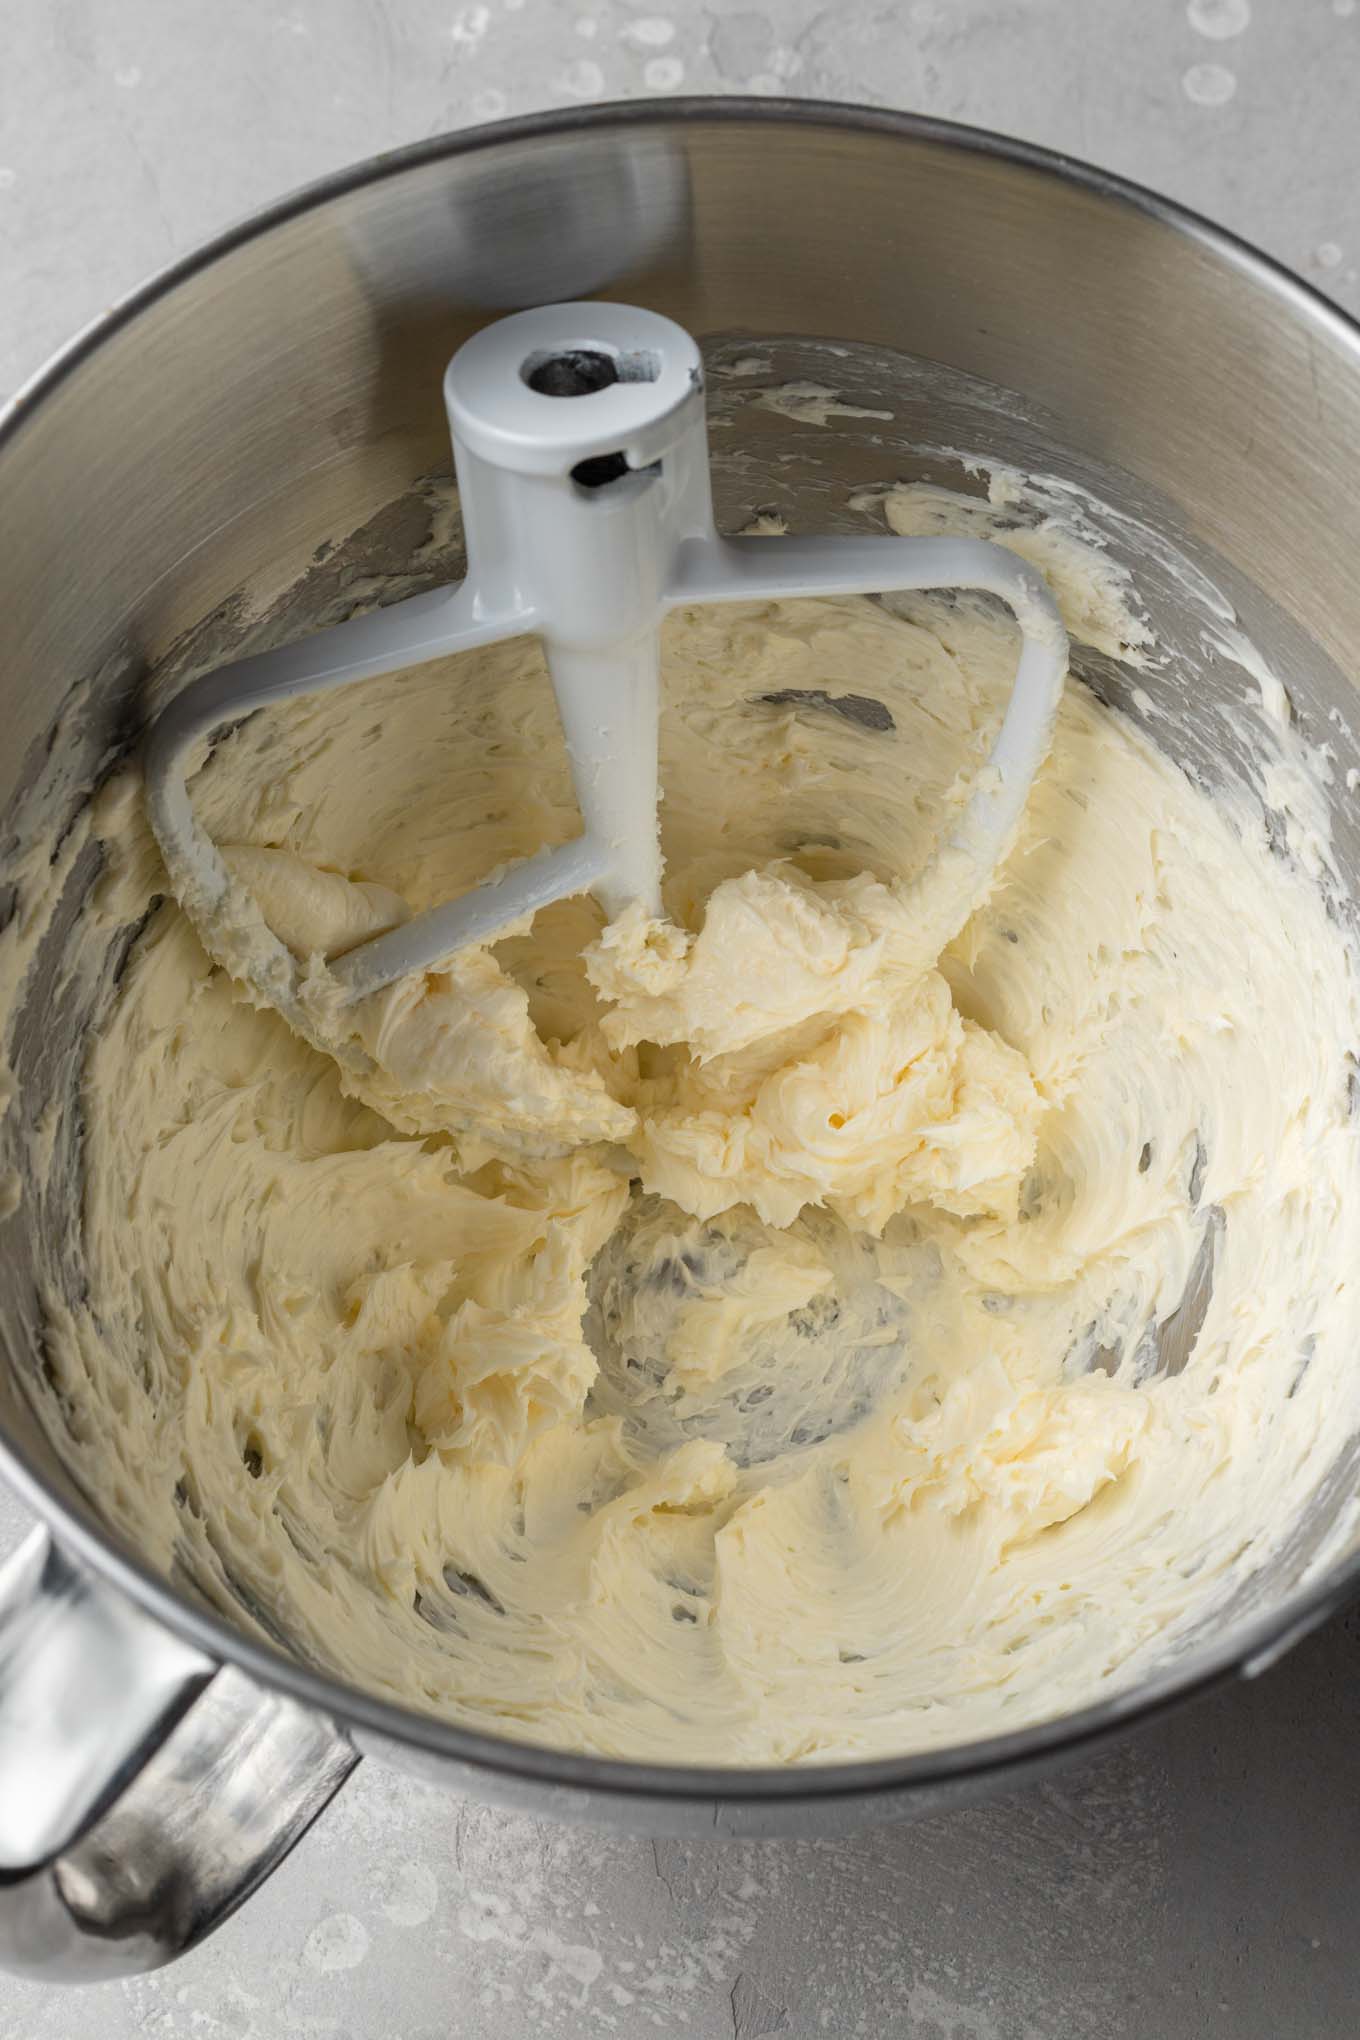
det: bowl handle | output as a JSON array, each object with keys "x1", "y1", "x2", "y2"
[{"x1": 0, "y1": 1526, "x2": 359, "y2": 1981}]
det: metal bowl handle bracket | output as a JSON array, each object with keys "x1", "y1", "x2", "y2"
[{"x1": 0, "y1": 1529, "x2": 358, "y2": 1981}]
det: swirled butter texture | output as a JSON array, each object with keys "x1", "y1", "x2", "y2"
[{"x1": 36, "y1": 482, "x2": 1360, "y2": 1763}]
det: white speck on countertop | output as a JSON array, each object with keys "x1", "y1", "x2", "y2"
[
  {"x1": 302, "y1": 1912, "x2": 371, "y2": 1973},
  {"x1": 451, "y1": 4, "x2": 491, "y2": 45},
  {"x1": 1182, "y1": 60, "x2": 1238, "y2": 104},
  {"x1": 1187, "y1": 0, "x2": 1252, "y2": 39}
]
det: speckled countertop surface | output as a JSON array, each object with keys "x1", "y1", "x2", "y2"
[{"x1": 5, "y1": 3, "x2": 1360, "y2": 2035}]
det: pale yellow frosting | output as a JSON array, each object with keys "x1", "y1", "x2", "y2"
[{"x1": 18, "y1": 481, "x2": 1360, "y2": 1764}]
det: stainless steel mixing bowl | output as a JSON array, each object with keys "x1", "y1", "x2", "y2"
[{"x1": 4, "y1": 101, "x2": 1360, "y2": 1982}]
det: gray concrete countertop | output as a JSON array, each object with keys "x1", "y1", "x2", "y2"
[{"x1": 4, "y1": 2, "x2": 1360, "y2": 2034}]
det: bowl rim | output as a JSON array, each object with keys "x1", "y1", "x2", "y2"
[{"x1": 3, "y1": 94, "x2": 1359, "y2": 1806}]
